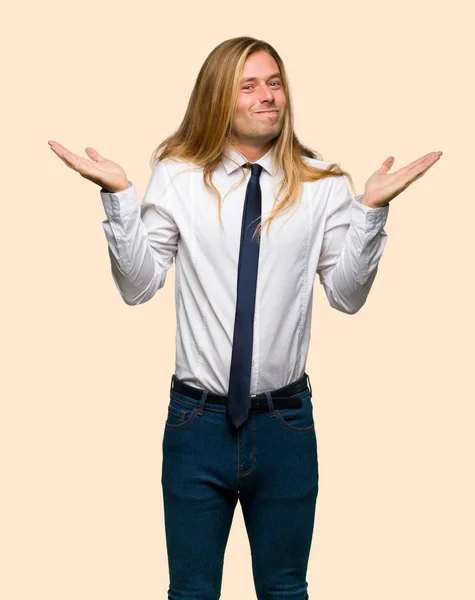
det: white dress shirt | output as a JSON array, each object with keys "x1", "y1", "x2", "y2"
[{"x1": 100, "y1": 145, "x2": 389, "y2": 395}]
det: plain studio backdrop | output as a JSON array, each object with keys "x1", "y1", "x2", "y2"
[{"x1": 1, "y1": 0, "x2": 473, "y2": 598}]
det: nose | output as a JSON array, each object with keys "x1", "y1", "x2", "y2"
[{"x1": 258, "y1": 85, "x2": 275, "y2": 103}]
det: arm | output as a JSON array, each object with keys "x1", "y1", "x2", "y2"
[
  {"x1": 100, "y1": 162, "x2": 179, "y2": 305},
  {"x1": 316, "y1": 175, "x2": 389, "y2": 314}
]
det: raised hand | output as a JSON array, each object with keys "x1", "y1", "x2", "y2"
[
  {"x1": 48, "y1": 141, "x2": 130, "y2": 193},
  {"x1": 361, "y1": 151, "x2": 443, "y2": 208}
]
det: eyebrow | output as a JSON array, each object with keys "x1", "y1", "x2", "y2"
[{"x1": 240, "y1": 72, "x2": 282, "y2": 84}]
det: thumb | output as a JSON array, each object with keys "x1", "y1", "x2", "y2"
[
  {"x1": 379, "y1": 156, "x2": 394, "y2": 173},
  {"x1": 85, "y1": 147, "x2": 104, "y2": 162}
]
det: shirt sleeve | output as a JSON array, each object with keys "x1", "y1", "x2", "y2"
[
  {"x1": 316, "y1": 175, "x2": 389, "y2": 314},
  {"x1": 100, "y1": 162, "x2": 179, "y2": 305}
]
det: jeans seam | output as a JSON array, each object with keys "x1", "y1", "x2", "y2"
[
  {"x1": 165, "y1": 408, "x2": 198, "y2": 429},
  {"x1": 274, "y1": 410, "x2": 315, "y2": 433},
  {"x1": 237, "y1": 416, "x2": 257, "y2": 479}
]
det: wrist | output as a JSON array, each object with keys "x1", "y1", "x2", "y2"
[
  {"x1": 361, "y1": 196, "x2": 388, "y2": 209},
  {"x1": 104, "y1": 180, "x2": 131, "y2": 194}
]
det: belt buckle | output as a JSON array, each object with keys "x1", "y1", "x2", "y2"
[{"x1": 249, "y1": 393, "x2": 268, "y2": 410}]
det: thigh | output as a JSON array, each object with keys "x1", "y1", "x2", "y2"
[
  {"x1": 239, "y1": 392, "x2": 319, "y2": 599},
  {"x1": 161, "y1": 393, "x2": 239, "y2": 600}
]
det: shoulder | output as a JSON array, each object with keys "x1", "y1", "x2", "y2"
[
  {"x1": 155, "y1": 157, "x2": 203, "y2": 175},
  {"x1": 301, "y1": 155, "x2": 348, "y2": 191},
  {"x1": 300, "y1": 155, "x2": 342, "y2": 199},
  {"x1": 301, "y1": 155, "x2": 332, "y2": 170}
]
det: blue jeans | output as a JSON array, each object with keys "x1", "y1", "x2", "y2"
[{"x1": 161, "y1": 375, "x2": 319, "y2": 599}]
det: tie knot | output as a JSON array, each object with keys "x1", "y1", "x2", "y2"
[{"x1": 249, "y1": 163, "x2": 264, "y2": 179}]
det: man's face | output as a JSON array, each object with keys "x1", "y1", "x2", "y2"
[{"x1": 231, "y1": 51, "x2": 286, "y2": 147}]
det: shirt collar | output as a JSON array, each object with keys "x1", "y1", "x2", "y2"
[{"x1": 221, "y1": 144, "x2": 277, "y2": 177}]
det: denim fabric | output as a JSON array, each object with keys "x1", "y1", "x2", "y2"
[{"x1": 161, "y1": 379, "x2": 319, "y2": 599}]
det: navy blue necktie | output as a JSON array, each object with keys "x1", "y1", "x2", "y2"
[{"x1": 226, "y1": 162, "x2": 264, "y2": 429}]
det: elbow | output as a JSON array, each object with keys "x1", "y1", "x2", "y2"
[
  {"x1": 118, "y1": 271, "x2": 166, "y2": 306},
  {"x1": 325, "y1": 286, "x2": 367, "y2": 315},
  {"x1": 325, "y1": 269, "x2": 376, "y2": 314},
  {"x1": 345, "y1": 303, "x2": 365, "y2": 315},
  {"x1": 122, "y1": 295, "x2": 149, "y2": 306},
  {"x1": 331, "y1": 299, "x2": 365, "y2": 315},
  {"x1": 120, "y1": 286, "x2": 158, "y2": 306}
]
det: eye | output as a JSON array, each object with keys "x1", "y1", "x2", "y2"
[{"x1": 242, "y1": 81, "x2": 282, "y2": 91}]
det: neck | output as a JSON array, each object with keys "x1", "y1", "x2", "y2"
[{"x1": 229, "y1": 140, "x2": 274, "y2": 163}]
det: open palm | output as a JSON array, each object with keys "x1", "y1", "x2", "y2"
[
  {"x1": 48, "y1": 140, "x2": 130, "y2": 193},
  {"x1": 362, "y1": 151, "x2": 443, "y2": 208}
]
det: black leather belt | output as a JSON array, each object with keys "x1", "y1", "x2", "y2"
[{"x1": 170, "y1": 372, "x2": 311, "y2": 410}]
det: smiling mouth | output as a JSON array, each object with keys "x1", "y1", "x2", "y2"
[{"x1": 255, "y1": 110, "x2": 278, "y2": 115}]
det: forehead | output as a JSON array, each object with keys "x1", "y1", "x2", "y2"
[{"x1": 240, "y1": 51, "x2": 281, "y2": 80}]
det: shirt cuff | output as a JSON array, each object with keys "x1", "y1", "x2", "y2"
[
  {"x1": 100, "y1": 181, "x2": 138, "y2": 218},
  {"x1": 352, "y1": 194, "x2": 389, "y2": 231}
]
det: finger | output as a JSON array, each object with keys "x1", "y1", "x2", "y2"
[
  {"x1": 49, "y1": 141, "x2": 68, "y2": 151},
  {"x1": 409, "y1": 152, "x2": 442, "y2": 173},
  {"x1": 403, "y1": 154, "x2": 441, "y2": 185},
  {"x1": 394, "y1": 152, "x2": 440, "y2": 178},
  {"x1": 49, "y1": 141, "x2": 83, "y2": 161},
  {"x1": 410, "y1": 152, "x2": 439, "y2": 169},
  {"x1": 413, "y1": 153, "x2": 442, "y2": 175},
  {"x1": 50, "y1": 144, "x2": 77, "y2": 165},
  {"x1": 50, "y1": 144, "x2": 76, "y2": 169},
  {"x1": 50, "y1": 144, "x2": 95, "y2": 175},
  {"x1": 85, "y1": 147, "x2": 105, "y2": 162},
  {"x1": 400, "y1": 152, "x2": 438, "y2": 173},
  {"x1": 51, "y1": 144, "x2": 82, "y2": 164}
]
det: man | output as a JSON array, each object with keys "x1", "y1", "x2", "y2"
[{"x1": 49, "y1": 36, "x2": 442, "y2": 600}]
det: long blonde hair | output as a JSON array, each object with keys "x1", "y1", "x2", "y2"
[{"x1": 150, "y1": 36, "x2": 355, "y2": 241}]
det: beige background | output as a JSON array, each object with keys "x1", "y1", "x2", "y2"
[{"x1": 2, "y1": 0, "x2": 473, "y2": 598}]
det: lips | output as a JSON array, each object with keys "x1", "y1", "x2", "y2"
[{"x1": 255, "y1": 110, "x2": 278, "y2": 115}]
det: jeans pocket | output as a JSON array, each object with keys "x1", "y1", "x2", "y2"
[
  {"x1": 165, "y1": 395, "x2": 198, "y2": 429},
  {"x1": 274, "y1": 393, "x2": 315, "y2": 433}
]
